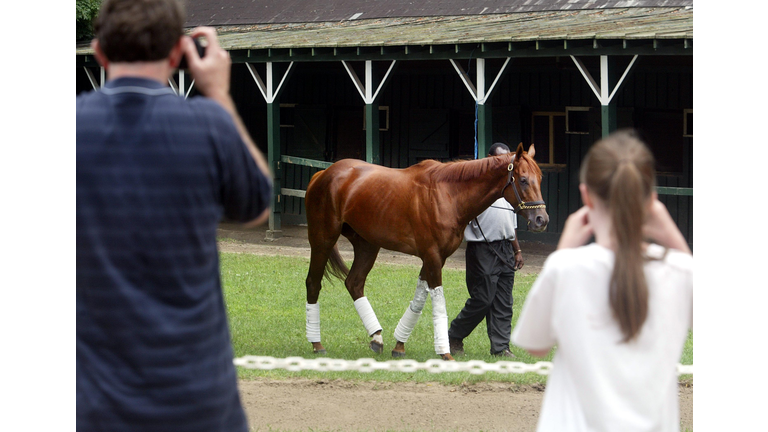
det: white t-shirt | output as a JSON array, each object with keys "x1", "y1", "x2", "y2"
[
  {"x1": 512, "y1": 243, "x2": 693, "y2": 432},
  {"x1": 464, "y1": 197, "x2": 518, "y2": 242}
]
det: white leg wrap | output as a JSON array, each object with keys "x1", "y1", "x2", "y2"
[
  {"x1": 306, "y1": 303, "x2": 321, "y2": 343},
  {"x1": 430, "y1": 286, "x2": 450, "y2": 355},
  {"x1": 393, "y1": 278, "x2": 429, "y2": 342},
  {"x1": 393, "y1": 306, "x2": 421, "y2": 343},
  {"x1": 354, "y1": 296, "x2": 383, "y2": 337}
]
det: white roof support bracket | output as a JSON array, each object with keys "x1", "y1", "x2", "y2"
[
  {"x1": 342, "y1": 60, "x2": 397, "y2": 104},
  {"x1": 450, "y1": 57, "x2": 511, "y2": 105},
  {"x1": 246, "y1": 62, "x2": 295, "y2": 103},
  {"x1": 571, "y1": 55, "x2": 638, "y2": 106},
  {"x1": 450, "y1": 59, "x2": 478, "y2": 101},
  {"x1": 168, "y1": 76, "x2": 179, "y2": 95},
  {"x1": 169, "y1": 71, "x2": 195, "y2": 98},
  {"x1": 84, "y1": 67, "x2": 100, "y2": 90}
]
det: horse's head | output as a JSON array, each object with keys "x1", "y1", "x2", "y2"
[{"x1": 502, "y1": 143, "x2": 549, "y2": 232}]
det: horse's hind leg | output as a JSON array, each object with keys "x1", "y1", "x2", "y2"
[
  {"x1": 305, "y1": 218, "x2": 344, "y2": 355},
  {"x1": 305, "y1": 246, "x2": 331, "y2": 354},
  {"x1": 343, "y1": 229, "x2": 384, "y2": 353}
]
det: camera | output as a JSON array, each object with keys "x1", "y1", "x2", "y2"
[{"x1": 178, "y1": 37, "x2": 206, "y2": 70}]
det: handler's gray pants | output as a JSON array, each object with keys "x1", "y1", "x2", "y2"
[{"x1": 448, "y1": 240, "x2": 515, "y2": 354}]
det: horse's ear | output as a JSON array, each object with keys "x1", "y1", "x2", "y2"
[
  {"x1": 528, "y1": 144, "x2": 536, "y2": 159},
  {"x1": 515, "y1": 143, "x2": 525, "y2": 161}
]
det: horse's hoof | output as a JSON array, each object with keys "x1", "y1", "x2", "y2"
[
  {"x1": 391, "y1": 350, "x2": 406, "y2": 358},
  {"x1": 440, "y1": 353, "x2": 455, "y2": 361},
  {"x1": 370, "y1": 341, "x2": 384, "y2": 354},
  {"x1": 313, "y1": 349, "x2": 327, "y2": 355}
]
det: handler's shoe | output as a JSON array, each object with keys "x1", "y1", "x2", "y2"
[
  {"x1": 449, "y1": 338, "x2": 464, "y2": 356},
  {"x1": 492, "y1": 348, "x2": 516, "y2": 358}
]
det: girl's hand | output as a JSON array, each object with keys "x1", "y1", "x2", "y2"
[
  {"x1": 643, "y1": 199, "x2": 691, "y2": 254},
  {"x1": 557, "y1": 206, "x2": 593, "y2": 250}
]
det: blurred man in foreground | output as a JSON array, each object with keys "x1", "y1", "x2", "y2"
[{"x1": 76, "y1": 1, "x2": 271, "y2": 430}]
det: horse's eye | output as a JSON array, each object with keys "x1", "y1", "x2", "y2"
[{"x1": 520, "y1": 177, "x2": 528, "y2": 185}]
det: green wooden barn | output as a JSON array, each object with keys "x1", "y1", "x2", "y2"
[{"x1": 76, "y1": 0, "x2": 693, "y2": 247}]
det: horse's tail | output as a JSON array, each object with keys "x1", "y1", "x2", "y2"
[{"x1": 325, "y1": 244, "x2": 349, "y2": 282}]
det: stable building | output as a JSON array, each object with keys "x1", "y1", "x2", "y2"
[{"x1": 76, "y1": 0, "x2": 694, "y2": 246}]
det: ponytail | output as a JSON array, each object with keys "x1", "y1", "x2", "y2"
[
  {"x1": 608, "y1": 162, "x2": 648, "y2": 342},
  {"x1": 580, "y1": 130, "x2": 655, "y2": 342}
]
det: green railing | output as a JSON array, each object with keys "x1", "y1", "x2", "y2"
[
  {"x1": 656, "y1": 187, "x2": 693, "y2": 197},
  {"x1": 280, "y1": 155, "x2": 693, "y2": 199},
  {"x1": 279, "y1": 156, "x2": 332, "y2": 198}
]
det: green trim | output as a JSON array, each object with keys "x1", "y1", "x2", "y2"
[
  {"x1": 280, "y1": 188, "x2": 307, "y2": 198},
  {"x1": 365, "y1": 103, "x2": 381, "y2": 164},
  {"x1": 225, "y1": 40, "x2": 691, "y2": 63},
  {"x1": 280, "y1": 155, "x2": 332, "y2": 169},
  {"x1": 656, "y1": 187, "x2": 693, "y2": 196}
]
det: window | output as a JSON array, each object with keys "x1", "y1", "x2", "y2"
[{"x1": 531, "y1": 112, "x2": 566, "y2": 165}]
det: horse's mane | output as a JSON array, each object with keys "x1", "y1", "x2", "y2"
[
  {"x1": 414, "y1": 155, "x2": 508, "y2": 183},
  {"x1": 416, "y1": 151, "x2": 540, "y2": 183}
]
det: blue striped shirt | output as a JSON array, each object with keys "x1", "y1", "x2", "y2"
[{"x1": 76, "y1": 77, "x2": 270, "y2": 432}]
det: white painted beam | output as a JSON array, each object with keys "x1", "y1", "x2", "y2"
[
  {"x1": 571, "y1": 55, "x2": 638, "y2": 106},
  {"x1": 342, "y1": 60, "x2": 397, "y2": 104},
  {"x1": 246, "y1": 62, "x2": 295, "y2": 103},
  {"x1": 84, "y1": 67, "x2": 100, "y2": 90},
  {"x1": 450, "y1": 58, "x2": 511, "y2": 105}
]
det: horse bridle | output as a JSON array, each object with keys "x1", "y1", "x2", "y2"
[{"x1": 500, "y1": 162, "x2": 547, "y2": 214}]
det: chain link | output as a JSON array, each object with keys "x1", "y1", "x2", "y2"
[{"x1": 234, "y1": 356, "x2": 693, "y2": 376}]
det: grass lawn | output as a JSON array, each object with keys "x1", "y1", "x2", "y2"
[{"x1": 221, "y1": 252, "x2": 693, "y2": 385}]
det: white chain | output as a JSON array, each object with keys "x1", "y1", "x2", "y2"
[{"x1": 234, "y1": 356, "x2": 693, "y2": 376}]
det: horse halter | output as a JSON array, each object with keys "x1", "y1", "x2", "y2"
[{"x1": 500, "y1": 162, "x2": 547, "y2": 214}]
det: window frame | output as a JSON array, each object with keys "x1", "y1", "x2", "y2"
[{"x1": 530, "y1": 111, "x2": 567, "y2": 167}]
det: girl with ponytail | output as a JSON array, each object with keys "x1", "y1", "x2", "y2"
[{"x1": 512, "y1": 130, "x2": 692, "y2": 432}]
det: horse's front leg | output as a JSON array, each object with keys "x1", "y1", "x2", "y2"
[
  {"x1": 346, "y1": 238, "x2": 385, "y2": 354},
  {"x1": 392, "y1": 258, "x2": 454, "y2": 360}
]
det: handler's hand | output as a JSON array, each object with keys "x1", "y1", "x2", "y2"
[
  {"x1": 643, "y1": 198, "x2": 691, "y2": 254},
  {"x1": 514, "y1": 251, "x2": 524, "y2": 270},
  {"x1": 182, "y1": 27, "x2": 231, "y2": 103},
  {"x1": 557, "y1": 206, "x2": 593, "y2": 250}
]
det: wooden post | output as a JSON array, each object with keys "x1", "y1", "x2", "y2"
[
  {"x1": 342, "y1": 60, "x2": 396, "y2": 164},
  {"x1": 246, "y1": 61, "x2": 295, "y2": 240},
  {"x1": 477, "y1": 104, "x2": 492, "y2": 158},
  {"x1": 600, "y1": 56, "x2": 618, "y2": 138},
  {"x1": 571, "y1": 55, "x2": 638, "y2": 138},
  {"x1": 266, "y1": 100, "x2": 282, "y2": 240},
  {"x1": 365, "y1": 102, "x2": 381, "y2": 164},
  {"x1": 450, "y1": 58, "x2": 511, "y2": 159}
]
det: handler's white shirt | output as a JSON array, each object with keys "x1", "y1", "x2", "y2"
[{"x1": 512, "y1": 243, "x2": 693, "y2": 432}]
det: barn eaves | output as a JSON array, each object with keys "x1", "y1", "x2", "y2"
[{"x1": 76, "y1": 7, "x2": 692, "y2": 62}]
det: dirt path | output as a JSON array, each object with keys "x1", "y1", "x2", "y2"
[
  {"x1": 240, "y1": 378, "x2": 693, "y2": 432},
  {"x1": 217, "y1": 223, "x2": 693, "y2": 432}
]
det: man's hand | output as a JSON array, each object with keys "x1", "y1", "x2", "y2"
[
  {"x1": 557, "y1": 206, "x2": 594, "y2": 250},
  {"x1": 181, "y1": 25, "x2": 272, "y2": 224},
  {"x1": 514, "y1": 250, "x2": 524, "y2": 270},
  {"x1": 182, "y1": 27, "x2": 232, "y2": 104}
]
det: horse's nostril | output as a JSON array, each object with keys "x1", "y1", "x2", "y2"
[{"x1": 536, "y1": 216, "x2": 544, "y2": 226}]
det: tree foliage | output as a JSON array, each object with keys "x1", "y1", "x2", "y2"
[{"x1": 76, "y1": 0, "x2": 102, "y2": 41}]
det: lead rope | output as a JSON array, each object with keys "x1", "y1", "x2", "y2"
[{"x1": 473, "y1": 217, "x2": 519, "y2": 272}]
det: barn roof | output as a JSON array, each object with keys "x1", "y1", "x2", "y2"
[
  {"x1": 183, "y1": 0, "x2": 692, "y2": 26},
  {"x1": 76, "y1": 1, "x2": 692, "y2": 59}
]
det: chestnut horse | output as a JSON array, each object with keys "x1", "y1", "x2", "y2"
[{"x1": 303, "y1": 143, "x2": 548, "y2": 360}]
